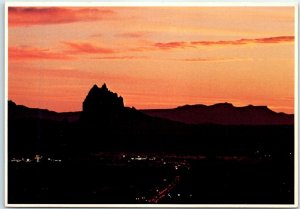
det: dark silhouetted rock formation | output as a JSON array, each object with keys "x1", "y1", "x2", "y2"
[
  {"x1": 83, "y1": 83, "x2": 124, "y2": 112},
  {"x1": 81, "y1": 83, "x2": 124, "y2": 123}
]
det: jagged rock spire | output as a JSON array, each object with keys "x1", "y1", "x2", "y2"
[
  {"x1": 101, "y1": 83, "x2": 108, "y2": 91},
  {"x1": 83, "y1": 83, "x2": 124, "y2": 112}
]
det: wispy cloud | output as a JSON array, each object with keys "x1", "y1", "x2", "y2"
[
  {"x1": 176, "y1": 57, "x2": 253, "y2": 62},
  {"x1": 8, "y1": 7, "x2": 116, "y2": 27},
  {"x1": 9, "y1": 35, "x2": 294, "y2": 61},
  {"x1": 154, "y1": 41, "x2": 189, "y2": 50},
  {"x1": 9, "y1": 46, "x2": 74, "y2": 61},
  {"x1": 190, "y1": 36, "x2": 294, "y2": 46},
  {"x1": 115, "y1": 32, "x2": 150, "y2": 39},
  {"x1": 154, "y1": 36, "x2": 294, "y2": 50},
  {"x1": 93, "y1": 56, "x2": 148, "y2": 60},
  {"x1": 63, "y1": 42, "x2": 116, "y2": 54}
]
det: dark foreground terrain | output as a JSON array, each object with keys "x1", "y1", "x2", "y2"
[
  {"x1": 8, "y1": 150, "x2": 294, "y2": 204},
  {"x1": 7, "y1": 84, "x2": 295, "y2": 204},
  {"x1": 8, "y1": 124, "x2": 294, "y2": 204}
]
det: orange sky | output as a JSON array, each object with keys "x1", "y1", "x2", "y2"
[{"x1": 8, "y1": 6, "x2": 295, "y2": 113}]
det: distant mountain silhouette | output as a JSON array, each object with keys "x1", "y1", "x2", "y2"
[
  {"x1": 141, "y1": 103, "x2": 294, "y2": 125},
  {"x1": 8, "y1": 84, "x2": 294, "y2": 125},
  {"x1": 7, "y1": 84, "x2": 294, "y2": 158},
  {"x1": 8, "y1": 84, "x2": 179, "y2": 129},
  {"x1": 8, "y1": 100, "x2": 80, "y2": 122}
]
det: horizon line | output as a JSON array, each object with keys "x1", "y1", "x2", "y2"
[{"x1": 7, "y1": 99, "x2": 294, "y2": 115}]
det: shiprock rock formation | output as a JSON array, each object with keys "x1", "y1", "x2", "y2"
[
  {"x1": 83, "y1": 83, "x2": 124, "y2": 112},
  {"x1": 81, "y1": 83, "x2": 124, "y2": 124}
]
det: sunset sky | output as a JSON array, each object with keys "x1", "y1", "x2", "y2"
[{"x1": 8, "y1": 6, "x2": 295, "y2": 113}]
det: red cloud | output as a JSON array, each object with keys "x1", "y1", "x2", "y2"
[
  {"x1": 191, "y1": 36, "x2": 294, "y2": 46},
  {"x1": 154, "y1": 41, "x2": 189, "y2": 50},
  {"x1": 153, "y1": 36, "x2": 294, "y2": 50},
  {"x1": 63, "y1": 42, "x2": 116, "y2": 54},
  {"x1": 8, "y1": 7, "x2": 115, "y2": 27},
  {"x1": 251, "y1": 36, "x2": 294, "y2": 43},
  {"x1": 9, "y1": 46, "x2": 74, "y2": 61}
]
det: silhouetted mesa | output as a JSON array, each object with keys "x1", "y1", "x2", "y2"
[{"x1": 141, "y1": 103, "x2": 294, "y2": 125}]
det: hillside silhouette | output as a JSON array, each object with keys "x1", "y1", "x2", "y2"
[
  {"x1": 7, "y1": 83, "x2": 294, "y2": 204},
  {"x1": 141, "y1": 103, "x2": 293, "y2": 125},
  {"x1": 8, "y1": 84, "x2": 293, "y2": 125},
  {"x1": 8, "y1": 83, "x2": 294, "y2": 154},
  {"x1": 8, "y1": 100, "x2": 80, "y2": 122}
]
